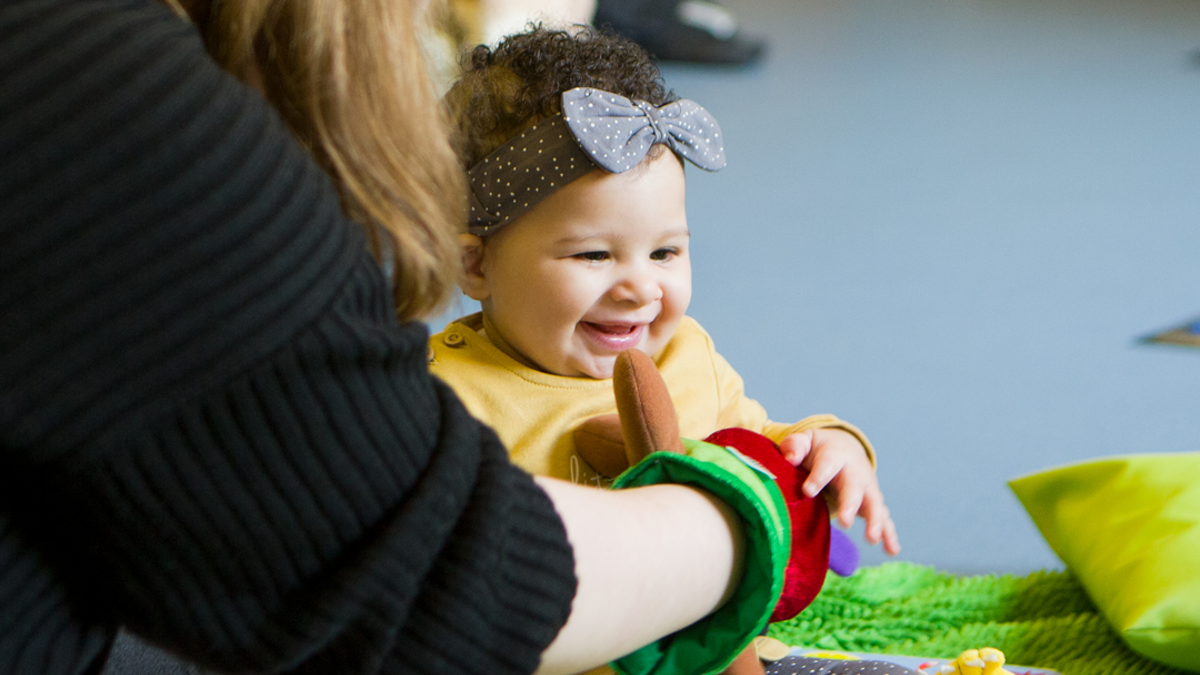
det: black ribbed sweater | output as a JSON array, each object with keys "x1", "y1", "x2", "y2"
[{"x1": 0, "y1": 2, "x2": 576, "y2": 673}]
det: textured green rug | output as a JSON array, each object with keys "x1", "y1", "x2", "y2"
[{"x1": 768, "y1": 562, "x2": 1193, "y2": 675}]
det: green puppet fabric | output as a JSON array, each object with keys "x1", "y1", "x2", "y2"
[{"x1": 609, "y1": 439, "x2": 790, "y2": 675}]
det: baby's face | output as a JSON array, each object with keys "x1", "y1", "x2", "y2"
[{"x1": 474, "y1": 151, "x2": 691, "y2": 379}]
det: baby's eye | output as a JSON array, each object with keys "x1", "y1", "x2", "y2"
[
  {"x1": 574, "y1": 251, "x2": 610, "y2": 262},
  {"x1": 650, "y1": 248, "x2": 677, "y2": 262}
]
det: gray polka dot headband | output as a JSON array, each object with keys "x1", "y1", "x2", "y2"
[{"x1": 467, "y1": 86, "x2": 726, "y2": 236}]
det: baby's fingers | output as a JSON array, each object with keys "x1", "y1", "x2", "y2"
[
  {"x1": 833, "y1": 484, "x2": 863, "y2": 529},
  {"x1": 877, "y1": 516, "x2": 901, "y2": 556},
  {"x1": 862, "y1": 495, "x2": 901, "y2": 555},
  {"x1": 779, "y1": 431, "x2": 814, "y2": 467},
  {"x1": 800, "y1": 458, "x2": 841, "y2": 498}
]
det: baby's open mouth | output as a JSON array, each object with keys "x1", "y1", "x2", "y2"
[
  {"x1": 579, "y1": 322, "x2": 646, "y2": 350},
  {"x1": 583, "y1": 322, "x2": 639, "y2": 334}
]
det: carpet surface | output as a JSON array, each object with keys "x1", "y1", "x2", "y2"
[{"x1": 767, "y1": 563, "x2": 1194, "y2": 675}]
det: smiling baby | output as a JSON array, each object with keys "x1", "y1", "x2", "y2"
[{"x1": 429, "y1": 26, "x2": 899, "y2": 558}]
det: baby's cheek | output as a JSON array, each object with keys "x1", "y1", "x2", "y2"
[
  {"x1": 646, "y1": 316, "x2": 682, "y2": 355},
  {"x1": 665, "y1": 278, "x2": 692, "y2": 316}
]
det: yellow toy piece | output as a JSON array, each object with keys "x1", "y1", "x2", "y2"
[{"x1": 922, "y1": 648, "x2": 1013, "y2": 675}]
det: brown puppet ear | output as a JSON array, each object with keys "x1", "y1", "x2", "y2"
[
  {"x1": 611, "y1": 349, "x2": 685, "y2": 464},
  {"x1": 573, "y1": 350, "x2": 685, "y2": 478}
]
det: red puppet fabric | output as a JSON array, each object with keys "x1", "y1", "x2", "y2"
[{"x1": 704, "y1": 428, "x2": 831, "y2": 622}]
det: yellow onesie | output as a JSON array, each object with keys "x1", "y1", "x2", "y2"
[{"x1": 429, "y1": 313, "x2": 874, "y2": 486}]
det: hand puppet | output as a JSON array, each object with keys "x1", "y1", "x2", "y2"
[{"x1": 574, "y1": 350, "x2": 839, "y2": 673}]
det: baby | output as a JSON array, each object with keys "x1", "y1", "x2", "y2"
[{"x1": 432, "y1": 26, "x2": 899, "y2": 557}]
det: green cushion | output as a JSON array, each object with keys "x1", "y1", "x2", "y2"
[{"x1": 1009, "y1": 453, "x2": 1200, "y2": 672}]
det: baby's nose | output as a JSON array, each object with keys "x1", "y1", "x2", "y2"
[{"x1": 611, "y1": 272, "x2": 663, "y2": 305}]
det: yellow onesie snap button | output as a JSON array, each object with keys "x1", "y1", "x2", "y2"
[{"x1": 443, "y1": 332, "x2": 465, "y2": 347}]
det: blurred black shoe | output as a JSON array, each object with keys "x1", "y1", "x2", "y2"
[{"x1": 595, "y1": 0, "x2": 766, "y2": 65}]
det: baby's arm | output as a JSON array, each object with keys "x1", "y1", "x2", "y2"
[{"x1": 779, "y1": 427, "x2": 900, "y2": 556}]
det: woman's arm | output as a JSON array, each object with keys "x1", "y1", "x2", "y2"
[{"x1": 534, "y1": 478, "x2": 745, "y2": 675}]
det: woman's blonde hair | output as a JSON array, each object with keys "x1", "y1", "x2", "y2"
[{"x1": 169, "y1": 0, "x2": 466, "y2": 321}]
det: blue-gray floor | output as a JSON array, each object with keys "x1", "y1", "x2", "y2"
[{"x1": 433, "y1": 0, "x2": 1200, "y2": 575}]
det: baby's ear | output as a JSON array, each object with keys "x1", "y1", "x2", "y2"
[{"x1": 458, "y1": 233, "x2": 490, "y2": 301}]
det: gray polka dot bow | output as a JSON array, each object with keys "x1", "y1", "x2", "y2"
[{"x1": 561, "y1": 87, "x2": 727, "y2": 173}]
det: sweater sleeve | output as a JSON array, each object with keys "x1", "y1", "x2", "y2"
[{"x1": 0, "y1": 2, "x2": 575, "y2": 675}]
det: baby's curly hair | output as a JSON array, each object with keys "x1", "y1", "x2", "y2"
[{"x1": 445, "y1": 25, "x2": 676, "y2": 168}]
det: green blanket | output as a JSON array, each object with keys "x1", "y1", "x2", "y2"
[{"x1": 768, "y1": 562, "x2": 1192, "y2": 675}]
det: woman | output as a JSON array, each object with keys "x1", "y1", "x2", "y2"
[{"x1": 0, "y1": 2, "x2": 775, "y2": 674}]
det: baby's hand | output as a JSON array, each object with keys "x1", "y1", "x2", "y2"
[{"x1": 779, "y1": 429, "x2": 900, "y2": 556}]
